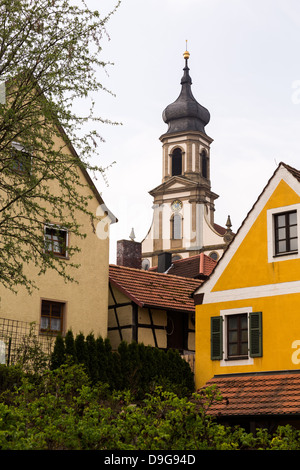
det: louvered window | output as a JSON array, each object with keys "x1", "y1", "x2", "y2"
[
  {"x1": 211, "y1": 316, "x2": 223, "y2": 360},
  {"x1": 249, "y1": 311, "x2": 263, "y2": 357}
]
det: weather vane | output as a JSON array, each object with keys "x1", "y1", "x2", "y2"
[{"x1": 183, "y1": 40, "x2": 190, "y2": 60}]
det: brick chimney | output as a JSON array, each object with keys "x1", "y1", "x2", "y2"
[
  {"x1": 116, "y1": 239, "x2": 142, "y2": 269},
  {"x1": 157, "y1": 252, "x2": 172, "y2": 273}
]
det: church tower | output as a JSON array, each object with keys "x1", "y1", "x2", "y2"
[{"x1": 142, "y1": 49, "x2": 232, "y2": 269}]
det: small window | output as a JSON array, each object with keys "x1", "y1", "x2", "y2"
[
  {"x1": 171, "y1": 213, "x2": 182, "y2": 239},
  {"x1": 11, "y1": 142, "x2": 31, "y2": 175},
  {"x1": 274, "y1": 210, "x2": 298, "y2": 256},
  {"x1": 41, "y1": 300, "x2": 64, "y2": 334},
  {"x1": 209, "y1": 251, "x2": 219, "y2": 261},
  {"x1": 171, "y1": 148, "x2": 182, "y2": 176},
  {"x1": 44, "y1": 225, "x2": 68, "y2": 257},
  {"x1": 227, "y1": 313, "x2": 248, "y2": 359}
]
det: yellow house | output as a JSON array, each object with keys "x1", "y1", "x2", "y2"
[
  {"x1": 194, "y1": 162, "x2": 300, "y2": 391},
  {"x1": 0, "y1": 124, "x2": 116, "y2": 355}
]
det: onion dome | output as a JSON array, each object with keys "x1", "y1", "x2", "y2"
[{"x1": 162, "y1": 49, "x2": 210, "y2": 135}]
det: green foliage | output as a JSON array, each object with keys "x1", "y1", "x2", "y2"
[
  {"x1": 64, "y1": 330, "x2": 76, "y2": 361},
  {"x1": 50, "y1": 334, "x2": 65, "y2": 370},
  {"x1": 0, "y1": 0, "x2": 121, "y2": 292},
  {"x1": 0, "y1": 364, "x2": 23, "y2": 393},
  {"x1": 50, "y1": 332, "x2": 195, "y2": 398},
  {"x1": 10, "y1": 323, "x2": 52, "y2": 375},
  {"x1": 0, "y1": 363, "x2": 300, "y2": 450}
]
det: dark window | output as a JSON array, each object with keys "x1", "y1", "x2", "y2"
[
  {"x1": 171, "y1": 148, "x2": 182, "y2": 176},
  {"x1": 201, "y1": 149, "x2": 208, "y2": 178},
  {"x1": 41, "y1": 300, "x2": 64, "y2": 334},
  {"x1": 44, "y1": 225, "x2": 68, "y2": 257},
  {"x1": 274, "y1": 210, "x2": 298, "y2": 255},
  {"x1": 167, "y1": 311, "x2": 187, "y2": 351},
  {"x1": 227, "y1": 313, "x2": 248, "y2": 359},
  {"x1": 209, "y1": 251, "x2": 219, "y2": 261}
]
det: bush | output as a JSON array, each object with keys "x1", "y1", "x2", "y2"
[
  {"x1": 1, "y1": 362, "x2": 300, "y2": 450},
  {"x1": 0, "y1": 364, "x2": 23, "y2": 393},
  {"x1": 50, "y1": 333, "x2": 195, "y2": 398}
]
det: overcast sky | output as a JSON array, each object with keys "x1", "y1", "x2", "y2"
[{"x1": 84, "y1": 0, "x2": 300, "y2": 263}]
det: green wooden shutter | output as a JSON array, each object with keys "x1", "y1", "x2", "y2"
[
  {"x1": 249, "y1": 312, "x2": 262, "y2": 357},
  {"x1": 211, "y1": 316, "x2": 223, "y2": 360}
]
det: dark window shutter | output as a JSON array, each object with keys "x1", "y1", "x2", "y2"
[
  {"x1": 211, "y1": 316, "x2": 223, "y2": 360},
  {"x1": 249, "y1": 312, "x2": 262, "y2": 357}
]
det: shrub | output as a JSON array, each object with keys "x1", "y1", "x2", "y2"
[{"x1": 50, "y1": 333, "x2": 195, "y2": 398}]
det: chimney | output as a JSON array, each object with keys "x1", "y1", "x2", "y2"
[
  {"x1": 117, "y1": 239, "x2": 141, "y2": 269},
  {"x1": 157, "y1": 252, "x2": 172, "y2": 273}
]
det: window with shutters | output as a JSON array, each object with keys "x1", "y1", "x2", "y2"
[{"x1": 211, "y1": 309, "x2": 262, "y2": 365}]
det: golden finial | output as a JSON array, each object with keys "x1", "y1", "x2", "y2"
[{"x1": 183, "y1": 40, "x2": 190, "y2": 59}]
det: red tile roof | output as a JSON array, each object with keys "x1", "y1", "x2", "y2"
[
  {"x1": 167, "y1": 253, "x2": 217, "y2": 278},
  {"x1": 202, "y1": 372, "x2": 300, "y2": 416},
  {"x1": 109, "y1": 264, "x2": 202, "y2": 312}
]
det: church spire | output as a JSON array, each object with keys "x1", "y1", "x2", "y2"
[{"x1": 162, "y1": 48, "x2": 210, "y2": 135}]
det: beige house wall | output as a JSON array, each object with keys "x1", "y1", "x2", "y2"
[{"x1": 0, "y1": 132, "x2": 112, "y2": 339}]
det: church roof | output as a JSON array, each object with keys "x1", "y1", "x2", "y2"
[
  {"x1": 109, "y1": 264, "x2": 202, "y2": 312},
  {"x1": 162, "y1": 51, "x2": 210, "y2": 135}
]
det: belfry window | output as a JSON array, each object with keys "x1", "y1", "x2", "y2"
[
  {"x1": 171, "y1": 148, "x2": 182, "y2": 176},
  {"x1": 201, "y1": 149, "x2": 208, "y2": 178}
]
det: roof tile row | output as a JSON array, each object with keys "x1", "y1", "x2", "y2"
[
  {"x1": 109, "y1": 264, "x2": 202, "y2": 312},
  {"x1": 202, "y1": 372, "x2": 300, "y2": 416}
]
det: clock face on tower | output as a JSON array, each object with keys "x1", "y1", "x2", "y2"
[{"x1": 171, "y1": 199, "x2": 183, "y2": 212}]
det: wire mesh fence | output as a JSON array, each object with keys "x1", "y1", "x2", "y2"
[{"x1": 0, "y1": 317, "x2": 55, "y2": 366}]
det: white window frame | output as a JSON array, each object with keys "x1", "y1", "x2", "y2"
[
  {"x1": 11, "y1": 141, "x2": 32, "y2": 174},
  {"x1": 220, "y1": 307, "x2": 254, "y2": 367},
  {"x1": 44, "y1": 224, "x2": 69, "y2": 258},
  {"x1": 267, "y1": 203, "x2": 300, "y2": 263}
]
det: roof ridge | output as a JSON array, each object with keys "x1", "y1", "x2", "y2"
[{"x1": 109, "y1": 263, "x2": 203, "y2": 284}]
